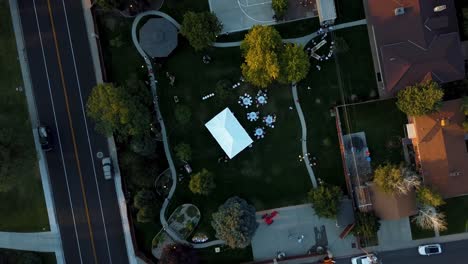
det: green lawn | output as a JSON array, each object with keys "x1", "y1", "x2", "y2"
[
  {"x1": 409, "y1": 216, "x2": 435, "y2": 240},
  {"x1": 298, "y1": 25, "x2": 378, "y2": 187},
  {"x1": 0, "y1": 0, "x2": 49, "y2": 232},
  {"x1": 440, "y1": 195, "x2": 468, "y2": 235},
  {"x1": 159, "y1": 40, "x2": 312, "y2": 239},
  {"x1": 0, "y1": 249, "x2": 56, "y2": 264},
  {"x1": 338, "y1": 99, "x2": 407, "y2": 167}
]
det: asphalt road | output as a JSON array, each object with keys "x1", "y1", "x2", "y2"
[
  {"x1": 17, "y1": 0, "x2": 128, "y2": 263},
  {"x1": 335, "y1": 239, "x2": 468, "y2": 264}
]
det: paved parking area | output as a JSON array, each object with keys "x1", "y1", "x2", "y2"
[
  {"x1": 209, "y1": 0, "x2": 317, "y2": 33},
  {"x1": 251, "y1": 204, "x2": 358, "y2": 261}
]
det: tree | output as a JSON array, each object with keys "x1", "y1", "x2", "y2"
[
  {"x1": 307, "y1": 185, "x2": 343, "y2": 219},
  {"x1": 120, "y1": 150, "x2": 155, "y2": 188},
  {"x1": 352, "y1": 212, "x2": 381, "y2": 240},
  {"x1": 241, "y1": 25, "x2": 282, "y2": 88},
  {"x1": 413, "y1": 205, "x2": 447, "y2": 231},
  {"x1": 373, "y1": 164, "x2": 420, "y2": 194},
  {"x1": 174, "y1": 105, "x2": 191, "y2": 125},
  {"x1": 160, "y1": 243, "x2": 199, "y2": 264},
  {"x1": 189, "y1": 169, "x2": 215, "y2": 195},
  {"x1": 279, "y1": 43, "x2": 310, "y2": 84},
  {"x1": 86, "y1": 83, "x2": 152, "y2": 140},
  {"x1": 180, "y1": 11, "x2": 222, "y2": 51},
  {"x1": 396, "y1": 80, "x2": 444, "y2": 116},
  {"x1": 272, "y1": 0, "x2": 288, "y2": 18},
  {"x1": 130, "y1": 135, "x2": 157, "y2": 157},
  {"x1": 416, "y1": 187, "x2": 445, "y2": 207},
  {"x1": 211, "y1": 196, "x2": 258, "y2": 248},
  {"x1": 174, "y1": 143, "x2": 191, "y2": 161},
  {"x1": 134, "y1": 189, "x2": 158, "y2": 223}
]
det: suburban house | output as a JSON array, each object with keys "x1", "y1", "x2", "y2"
[
  {"x1": 407, "y1": 99, "x2": 468, "y2": 198},
  {"x1": 365, "y1": 0, "x2": 465, "y2": 97}
]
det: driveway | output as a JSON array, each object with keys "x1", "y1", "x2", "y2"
[{"x1": 251, "y1": 204, "x2": 358, "y2": 261}]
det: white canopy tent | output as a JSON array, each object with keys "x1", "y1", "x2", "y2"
[{"x1": 205, "y1": 108, "x2": 253, "y2": 159}]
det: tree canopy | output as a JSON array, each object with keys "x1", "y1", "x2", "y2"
[
  {"x1": 373, "y1": 164, "x2": 420, "y2": 194},
  {"x1": 272, "y1": 0, "x2": 288, "y2": 18},
  {"x1": 279, "y1": 43, "x2": 310, "y2": 84},
  {"x1": 241, "y1": 25, "x2": 282, "y2": 88},
  {"x1": 86, "y1": 83, "x2": 152, "y2": 140},
  {"x1": 174, "y1": 143, "x2": 192, "y2": 161},
  {"x1": 211, "y1": 196, "x2": 258, "y2": 248},
  {"x1": 416, "y1": 187, "x2": 445, "y2": 207},
  {"x1": 189, "y1": 169, "x2": 215, "y2": 195},
  {"x1": 180, "y1": 11, "x2": 222, "y2": 51},
  {"x1": 396, "y1": 80, "x2": 444, "y2": 116},
  {"x1": 307, "y1": 185, "x2": 343, "y2": 219},
  {"x1": 352, "y1": 212, "x2": 380, "y2": 240},
  {"x1": 160, "y1": 243, "x2": 199, "y2": 264},
  {"x1": 133, "y1": 189, "x2": 158, "y2": 223}
]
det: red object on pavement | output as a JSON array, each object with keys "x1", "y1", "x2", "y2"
[
  {"x1": 262, "y1": 213, "x2": 269, "y2": 219},
  {"x1": 270, "y1": 211, "x2": 279, "y2": 218},
  {"x1": 266, "y1": 218, "x2": 274, "y2": 225}
]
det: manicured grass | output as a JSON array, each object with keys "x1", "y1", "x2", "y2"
[
  {"x1": 335, "y1": 0, "x2": 366, "y2": 24},
  {"x1": 198, "y1": 245, "x2": 253, "y2": 264},
  {"x1": 160, "y1": 0, "x2": 210, "y2": 22},
  {"x1": 339, "y1": 99, "x2": 407, "y2": 167},
  {"x1": 298, "y1": 25, "x2": 378, "y2": 187},
  {"x1": 134, "y1": 221, "x2": 162, "y2": 258},
  {"x1": 159, "y1": 40, "x2": 312, "y2": 240},
  {"x1": 0, "y1": 249, "x2": 56, "y2": 264},
  {"x1": 0, "y1": 0, "x2": 49, "y2": 232},
  {"x1": 409, "y1": 216, "x2": 435, "y2": 240},
  {"x1": 440, "y1": 196, "x2": 468, "y2": 235}
]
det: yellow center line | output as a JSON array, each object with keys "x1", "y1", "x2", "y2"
[{"x1": 45, "y1": 0, "x2": 99, "y2": 263}]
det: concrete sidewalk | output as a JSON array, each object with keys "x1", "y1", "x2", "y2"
[
  {"x1": 7, "y1": 0, "x2": 64, "y2": 262},
  {"x1": 0, "y1": 232, "x2": 60, "y2": 253}
]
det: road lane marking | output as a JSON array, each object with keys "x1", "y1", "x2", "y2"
[
  {"x1": 31, "y1": 0, "x2": 84, "y2": 263},
  {"x1": 59, "y1": 1, "x2": 113, "y2": 262},
  {"x1": 44, "y1": 0, "x2": 99, "y2": 262}
]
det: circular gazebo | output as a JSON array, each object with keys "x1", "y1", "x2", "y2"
[{"x1": 139, "y1": 18, "x2": 178, "y2": 58}]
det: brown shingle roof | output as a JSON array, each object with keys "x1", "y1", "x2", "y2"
[
  {"x1": 412, "y1": 99, "x2": 468, "y2": 198},
  {"x1": 367, "y1": 0, "x2": 465, "y2": 95}
]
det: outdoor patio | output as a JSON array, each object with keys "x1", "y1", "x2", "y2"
[{"x1": 251, "y1": 204, "x2": 357, "y2": 261}]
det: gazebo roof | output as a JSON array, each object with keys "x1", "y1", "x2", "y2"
[
  {"x1": 205, "y1": 108, "x2": 253, "y2": 159},
  {"x1": 139, "y1": 18, "x2": 178, "y2": 58}
]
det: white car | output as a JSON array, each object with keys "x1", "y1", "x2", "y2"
[
  {"x1": 351, "y1": 254, "x2": 378, "y2": 264},
  {"x1": 418, "y1": 244, "x2": 442, "y2": 256},
  {"x1": 102, "y1": 157, "x2": 112, "y2": 180}
]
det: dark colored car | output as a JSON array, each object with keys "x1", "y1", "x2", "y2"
[{"x1": 38, "y1": 125, "x2": 53, "y2": 151}]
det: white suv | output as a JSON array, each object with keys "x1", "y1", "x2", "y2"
[
  {"x1": 351, "y1": 254, "x2": 378, "y2": 264},
  {"x1": 102, "y1": 157, "x2": 112, "y2": 180}
]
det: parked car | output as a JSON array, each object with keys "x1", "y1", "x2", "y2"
[
  {"x1": 351, "y1": 254, "x2": 378, "y2": 264},
  {"x1": 418, "y1": 244, "x2": 442, "y2": 256},
  {"x1": 102, "y1": 157, "x2": 112, "y2": 180},
  {"x1": 37, "y1": 125, "x2": 52, "y2": 151}
]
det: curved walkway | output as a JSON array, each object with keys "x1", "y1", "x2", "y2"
[
  {"x1": 292, "y1": 84, "x2": 317, "y2": 188},
  {"x1": 131, "y1": 11, "x2": 224, "y2": 248},
  {"x1": 131, "y1": 10, "x2": 366, "y2": 246}
]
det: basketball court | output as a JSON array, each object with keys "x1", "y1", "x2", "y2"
[{"x1": 209, "y1": 0, "x2": 317, "y2": 33}]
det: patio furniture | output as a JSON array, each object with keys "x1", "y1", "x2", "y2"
[
  {"x1": 254, "y1": 127, "x2": 265, "y2": 139},
  {"x1": 239, "y1": 94, "x2": 253, "y2": 108},
  {"x1": 263, "y1": 114, "x2": 277, "y2": 128},
  {"x1": 247, "y1": 111, "x2": 259, "y2": 122}
]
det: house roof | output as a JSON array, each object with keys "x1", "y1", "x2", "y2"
[
  {"x1": 369, "y1": 184, "x2": 417, "y2": 220},
  {"x1": 411, "y1": 99, "x2": 468, "y2": 198},
  {"x1": 205, "y1": 108, "x2": 253, "y2": 159},
  {"x1": 367, "y1": 0, "x2": 464, "y2": 96},
  {"x1": 316, "y1": 0, "x2": 337, "y2": 24},
  {"x1": 139, "y1": 18, "x2": 178, "y2": 58}
]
